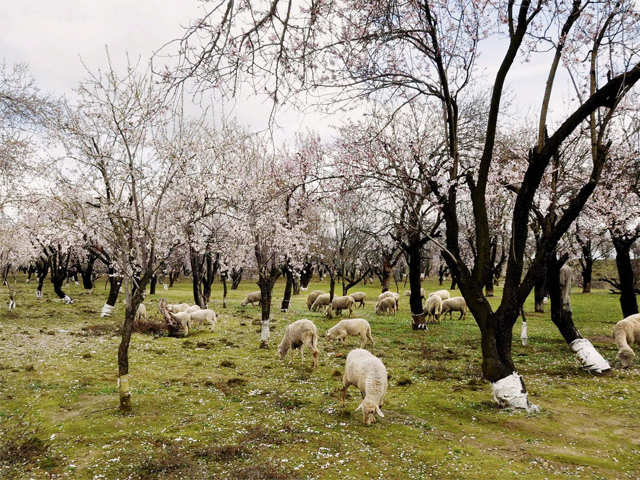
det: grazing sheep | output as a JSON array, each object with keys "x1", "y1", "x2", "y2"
[
  {"x1": 311, "y1": 293, "x2": 331, "y2": 312},
  {"x1": 185, "y1": 305, "x2": 202, "y2": 313},
  {"x1": 341, "y1": 348, "x2": 387, "y2": 425},
  {"x1": 441, "y1": 296, "x2": 467, "y2": 321},
  {"x1": 614, "y1": 314, "x2": 640, "y2": 368},
  {"x1": 326, "y1": 318, "x2": 374, "y2": 348},
  {"x1": 426, "y1": 294, "x2": 443, "y2": 323},
  {"x1": 241, "y1": 291, "x2": 261, "y2": 307},
  {"x1": 378, "y1": 291, "x2": 399, "y2": 309},
  {"x1": 278, "y1": 319, "x2": 319, "y2": 368},
  {"x1": 349, "y1": 291, "x2": 367, "y2": 308},
  {"x1": 188, "y1": 309, "x2": 217, "y2": 330},
  {"x1": 403, "y1": 288, "x2": 426, "y2": 299},
  {"x1": 327, "y1": 295, "x2": 355, "y2": 317},
  {"x1": 167, "y1": 302, "x2": 190, "y2": 313},
  {"x1": 430, "y1": 289, "x2": 450, "y2": 301},
  {"x1": 135, "y1": 303, "x2": 147, "y2": 324},
  {"x1": 306, "y1": 290, "x2": 325, "y2": 310},
  {"x1": 375, "y1": 296, "x2": 397, "y2": 315}
]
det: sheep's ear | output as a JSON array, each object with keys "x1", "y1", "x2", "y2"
[
  {"x1": 355, "y1": 402, "x2": 363, "y2": 412},
  {"x1": 376, "y1": 406, "x2": 384, "y2": 417}
]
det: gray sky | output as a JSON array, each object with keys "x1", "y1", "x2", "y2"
[{"x1": 2, "y1": 1, "x2": 577, "y2": 140}]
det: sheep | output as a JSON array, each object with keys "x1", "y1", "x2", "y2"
[
  {"x1": 188, "y1": 308, "x2": 217, "y2": 330},
  {"x1": 349, "y1": 291, "x2": 367, "y2": 308},
  {"x1": 375, "y1": 296, "x2": 397, "y2": 315},
  {"x1": 306, "y1": 290, "x2": 325, "y2": 310},
  {"x1": 378, "y1": 291, "x2": 399, "y2": 309},
  {"x1": 403, "y1": 288, "x2": 426, "y2": 299},
  {"x1": 326, "y1": 318, "x2": 374, "y2": 348},
  {"x1": 430, "y1": 289, "x2": 450, "y2": 301},
  {"x1": 614, "y1": 314, "x2": 640, "y2": 368},
  {"x1": 327, "y1": 295, "x2": 355, "y2": 317},
  {"x1": 278, "y1": 319, "x2": 319, "y2": 368},
  {"x1": 241, "y1": 291, "x2": 261, "y2": 307},
  {"x1": 167, "y1": 302, "x2": 190, "y2": 313},
  {"x1": 310, "y1": 293, "x2": 331, "y2": 312},
  {"x1": 135, "y1": 303, "x2": 147, "y2": 324},
  {"x1": 340, "y1": 348, "x2": 387, "y2": 425},
  {"x1": 441, "y1": 296, "x2": 467, "y2": 321},
  {"x1": 185, "y1": 305, "x2": 202, "y2": 313},
  {"x1": 426, "y1": 294, "x2": 443, "y2": 323}
]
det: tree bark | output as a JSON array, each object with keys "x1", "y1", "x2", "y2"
[
  {"x1": 149, "y1": 274, "x2": 157, "y2": 295},
  {"x1": 580, "y1": 242, "x2": 593, "y2": 293},
  {"x1": 534, "y1": 269, "x2": 546, "y2": 313},
  {"x1": 546, "y1": 253, "x2": 581, "y2": 344},
  {"x1": 258, "y1": 273, "x2": 278, "y2": 348},
  {"x1": 221, "y1": 271, "x2": 228, "y2": 308},
  {"x1": 281, "y1": 267, "x2": 294, "y2": 312},
  {"x1": 612, "y1": 235, "x2": 639, "y2": 317},
  {"x1": 300, "y1": 261, "x2": 313, "y2": 289},
  {"x1": 231, "y1": 267, "x2": 243, "y2": 289},
  {"x1": 407, "y1": 241, "x2": 426, "y2": 329}
]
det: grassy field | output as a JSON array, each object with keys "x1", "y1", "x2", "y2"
[{"x1": 0, "y1": 274, "x2": 639, "y2": 479}]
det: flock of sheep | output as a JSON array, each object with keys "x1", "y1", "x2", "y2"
[{"x1": 135, "y1": 284, "x2": 640, "y2": 425}]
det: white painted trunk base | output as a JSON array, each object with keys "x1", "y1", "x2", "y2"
[
  {"x1": 491, "y1": 372, "x2": 539, "y2": 413},
  {"x1": 100, "y1": 304, "x2": 114, "y2": 318},
  {"x1": 570, "y1": 338, "x2": 610, "y2": 373}
]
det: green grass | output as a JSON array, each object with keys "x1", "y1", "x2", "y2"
[{"x1": 0, "y1": 275, "x2": 639, "y2": 479}]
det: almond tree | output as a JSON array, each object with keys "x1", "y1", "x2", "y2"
[{"x1": 171, "y1": 0, "x2": 640, "y2": 410}]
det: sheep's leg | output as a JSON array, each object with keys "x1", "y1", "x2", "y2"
[
  {"x1": 458, "y1": 310, "x2": 464, "y2": 321},
  {"x1": 340, "y1": 385, "x2": 348, "y2": 407}
]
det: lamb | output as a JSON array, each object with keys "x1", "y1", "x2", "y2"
[
  {"x1": 278, "y1": 319, "x2": 319, "y2": 368},
  {"x1": 441, "y1": 296, "x2": 467, "y2": 321},
  {"x1": 349, "y1": 291, "x2": 367, "y2": 308},
  {"x1": 375, "y1": 296, "x2": 397, "y2": 315},
  {"x1": 378, "y1": 291, "x2": 399, "y2": 309},
  {"x1": 403, "y1": 288, "x2": 426, "y2": 299},
  {"x1": 327, "y1": 295, "x2": 355, "y2": 317},
  {"x1": 306, "y1": 290, "x2": 325, "y2": 310},
  {"x1": 341, "y1": 348, "x2": 387, "y2": 425},
  {"x1": 614, "y1": 314, "x2": 640, "y2": 368},
  {"x1": 188, "y1": 308, "x2": 217, "y2": 330},
  {"x1": 310, "y1": 293, "x2": 331, "y2": 311},
  {"x1": 426, "y1": 294, "x2": 443, "y2": 323},
  {"x1": 185, "y1": 305, "x2": 202, "y2": 313},
  {"x1": 241, "y1": 291, "x2": 261, "y2": 307},
  {"x1": 430, "y1": 289, "x2": 450, "y2": 301},
  {"x1": 167, "y1": 302, "x2": 190, "y2": 313},
  {"x1": 326, "y1": 318, "x2": 374, "y2": 348}
]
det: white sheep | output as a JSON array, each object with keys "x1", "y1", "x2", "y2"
[
  {"x1": 426, "y1": 294, "x2": 443, "y2": 323},
  {"x1": 430, "y1": 289, "x2": 450, "y2": 301},
  {"x1": 188, "y1": 308, "x2": 217, "y2": 330},
  {"x1": 135, "y1": 303, "x2": 147, "y2": 324},
  {"x1": 310, "y1": 293, "x2": 331, "y2": 312},
  {"x1": 326, "y1": 318, "x2": 374, "y2": 348},
  {"x1": 614, "y1": 314, "x2": 640, "y2": 368},
  {"x1": 278, "y1": 319, "x2": 319, "y2": 369},
  {"x1": 441, "y1": 296, "x2": 467, "y2": 321},
  {"x1": 349, "y1": 291, "x2": 367, "y2": 308},
  {"x1": 185, "y1": 305, "x2": 202, "y2": 313},
  {"x1": 378, "y1": 291, "x2": 399, "y2": 309},
  {"x1": 327, "y1": 295, "x2": 355, "y2": 318},
  {"x1": 375, "y1": 296, "x2": 397, "y2": 315},
  {"x1": 241, "y1": 291, "x2": 261, "y2": 307},
  {"x1": 341, "y1": 348, "x2": 387, "y2": 425},
  {"x1": 167, "y1": 302, "x2": 190, "y2": 313},
  {"x1": 306, "y1": 290, "x2": 325, "y2": 310}
]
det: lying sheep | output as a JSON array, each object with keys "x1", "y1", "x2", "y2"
[
  {"x1": 278, "y1": 319, "x2": 319, "y2": 369},
  {"x1": 426, "y1": 294, "x2": 443, "y2": 323},
  {"x1": 188, "y1": 308, "x2": 217, "y2": 330},
  {"x1": 341, "y1": 348, "x2": 387, "y2": 425},
  {"x1": 311, "y1": 293, "x2": 331, "y2": 312},
  {"x1": 614, "y1": 314, "x2": 640, "y2": 368},
  {"x1": 327, "y1": 295, "x2": 355, "y2": 318},
  {"x1": 430, "y1": 289, "x2": 450, "y2": 301},
  {"x1": 306, "y1": 290, "x2": 325, "y2": 310},
  {"x1": 441, "y1": 296, "x2": 467, "y2": 321},
  {"x1": 326, "y1": 318, "x2": 374, "y2": 348},
  {"x1": 403, "y1": 288, "x2": 426, "y2": 299},
  {"x1": 375, "y1": 296, "x2": 397, "y2": 315},
  {"x1": 349, "y1": 291, "x2": 366, "y2": 308},
  {"x1": 241, "y1": 291, "x2": 261, "y2": 307}
]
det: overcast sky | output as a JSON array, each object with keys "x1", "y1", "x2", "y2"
[{"x1": 2, "y1": 1, "x2": 578, "y2": 141}]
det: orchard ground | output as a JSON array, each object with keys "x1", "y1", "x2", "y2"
[{"x1": 0, "y1": 275, "x2": 638, "y2": 480}]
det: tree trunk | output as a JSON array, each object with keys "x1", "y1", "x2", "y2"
[
  {"x1": 613, "y1": 236, "x2": 639, "y2": 317},
  {"x1": 190, "y1": 247, "x2": 205, "y2": 308},
  {"x1": 580, "y1": 243, "x2": 593, "y2": 294},
  {"x1": 546, "y1": 254, "x2": 581, "y2": 344},
  {"x1": 281, "y1": 267, "x2": 294, "y2": 312},
  {"x1": 300, "y1": 262, "x2": 313, "y2": 289},
  {"x1": 328, "y1": 273, "x2": 336, "y2": 302},
  {"x1": 485, "y1": 276, "x2": 495, "y2": 297},
  {"x1": 258, "y1": 274, "x2": 277, "y2": 348},
  {"x1": 231, "y1": 267, "x2": 243, "y2": 290},
  {"x1": 407, "y1": 241, "x2": 426, "y2": 329},
  {"x1": 292, "y1": 275, "x2": 301, "y2": 295},
  {"x1": 79, "y1": 255, "x2": 96, "y2": 290},
  {"x1": 169, "y1": 270, "x2": 179, "y2": 288},
  {"x1": 380, "y1": 267, "x2": 392, "y2": 293},
  {"x1": 105, "y1": 268, "x2": 123, "y2": 310},
  {"x1": 534, "y1": 269, "x2": 546, "y2": 313},
  {"x1": 221, "y1": 272, "x2": 228, "y2": 308}
]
